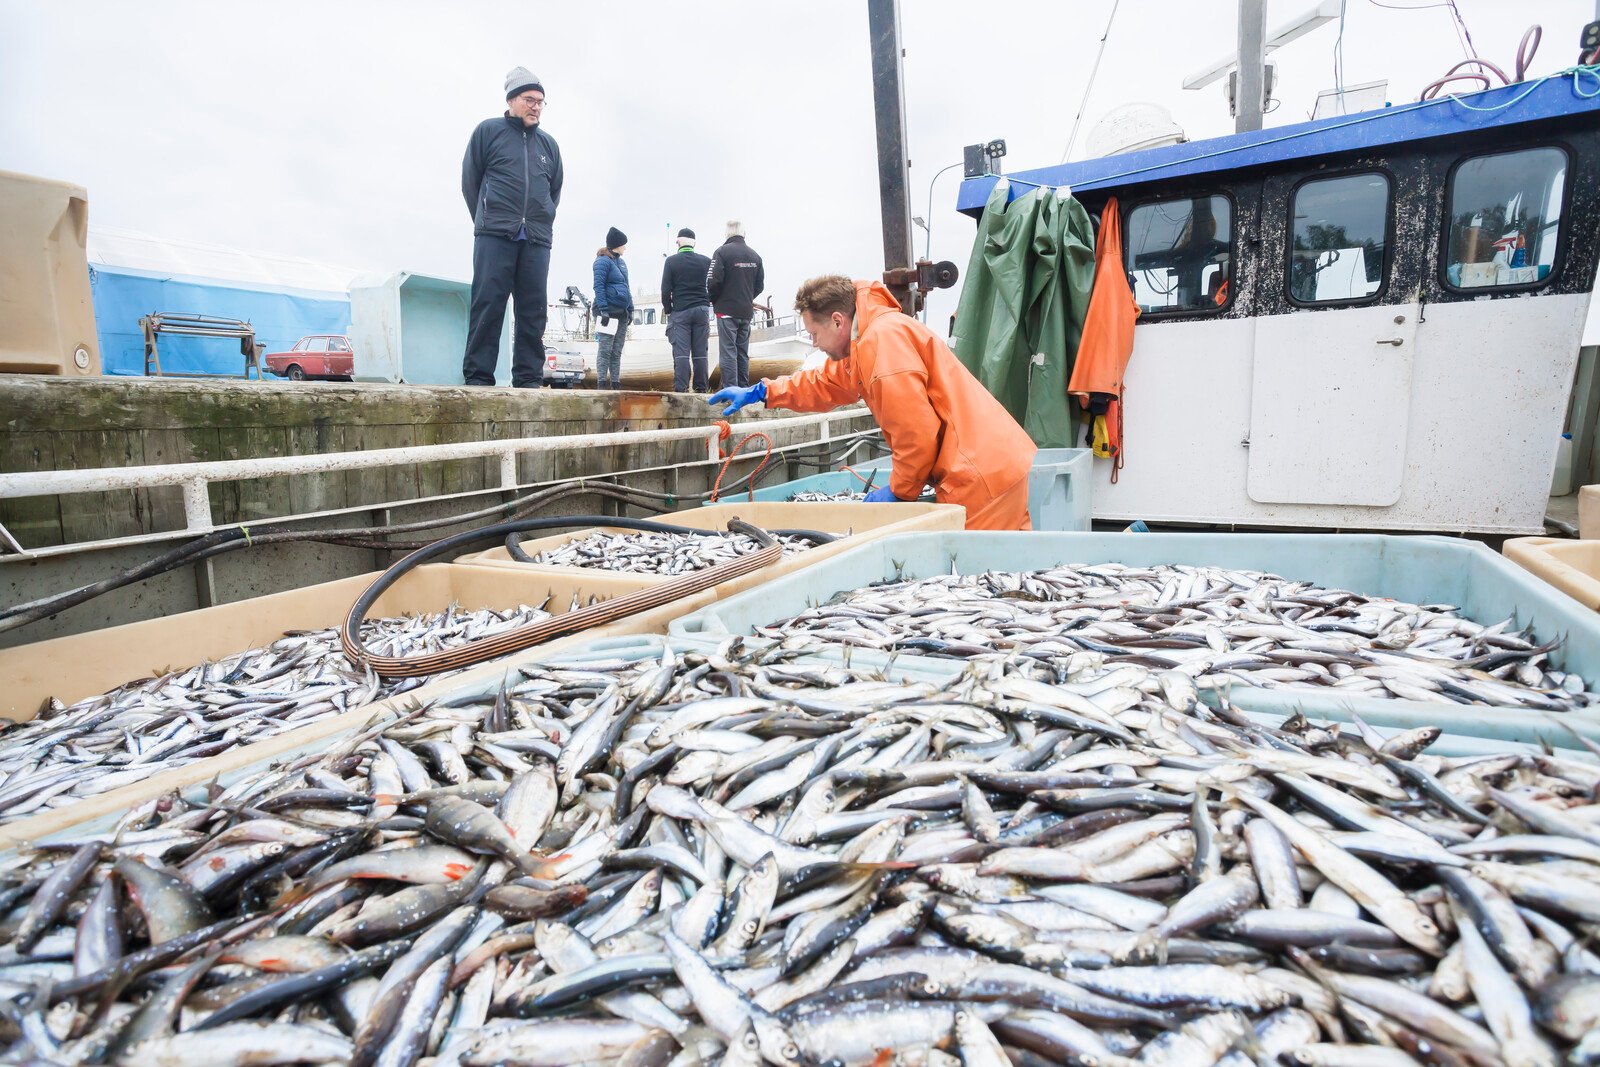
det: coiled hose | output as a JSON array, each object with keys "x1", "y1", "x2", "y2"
[{"x1": 341, "y1": 517, "x2": 832, "y2": 678}]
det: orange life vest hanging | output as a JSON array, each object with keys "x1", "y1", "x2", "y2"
[{"x1": 1066, "y1": 196, "x2": 1140, "y2": 479}]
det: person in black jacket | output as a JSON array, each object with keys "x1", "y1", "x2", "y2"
[
  {"x1": 660, "y1": 228, "x2": 712, "y2": 392},
  {"x1": 460, "y1": 67, "x2": 563, "y2": 387},
  {"x1": 708, "y1": 220, "x2": 765, "y2": 389}
]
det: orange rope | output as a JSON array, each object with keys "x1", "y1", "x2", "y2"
[
  {"x1": 709, "y1": 423, "x2": 775, "y2": 503},
  {"x1": 839, "y1": 465, "x2": 876, "y2": 488},
  {"x1": 1110, "y1": 389, "x2": 1126, "y2": 485}
]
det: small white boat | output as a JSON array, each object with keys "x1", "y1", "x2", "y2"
[{"x1": 545, "y1": 290, "x2": 814, "y2": 391}]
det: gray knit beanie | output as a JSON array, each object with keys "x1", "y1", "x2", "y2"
[{"x1": 505, "y1": 67, "x2": 543, "y2": 100}]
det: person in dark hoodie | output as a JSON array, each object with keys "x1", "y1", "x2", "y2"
[
  {"x1": 660, "y1": 227, "x2": 712, "y2": 392},
  {"x1": 592, "y1": 228, "x2": 632, "y2": 390},
  {"x1": 460, "y1": 66, "x2": 563, "y2": 387},
  {"x1": 708, "y1": 219, "x2": 765, "y2": 389}
]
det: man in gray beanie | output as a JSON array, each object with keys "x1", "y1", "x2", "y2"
[{"x1": 459, "y1": 66, "x2": 563, "y2": 387}]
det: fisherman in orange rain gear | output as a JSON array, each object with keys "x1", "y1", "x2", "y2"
[{"x1": 708, "y1": 275, "x2": 1037, "y2": 530}]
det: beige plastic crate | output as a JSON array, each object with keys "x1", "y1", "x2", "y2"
[
  {"x1": 0, "y1": 170, "x2": 100, "y2": 376},
  {"x1": 0, "y1": 563, "x2": 705, "y2": 845},
  {"x1": 0, "y1": 562, "x2": 685, "y2": 721},
  {"x1": 1502, "y1": 536, "x2": 1600, "y2": 611},
  {"x1": 1579, "y1": 485, "x2": 1600, "y2": 540},
  {"x1": 456, "y1": 501, "x2": 966, "y2": 600}
]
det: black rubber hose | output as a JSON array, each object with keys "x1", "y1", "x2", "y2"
[
  {"x1": 341, "y1": 517, "x2": 786, "y2": 677},
  {"x1": 1, "y1": 482, "x2": 694, "y2": 633},
  {"x1": 0, "y1": 459, "x2": 853, "y2": 634},
  {"x1": 502, "y1": 520, "x2": 838, "y2": 563}
]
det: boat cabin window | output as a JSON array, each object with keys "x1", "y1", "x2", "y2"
[
  {"x1": 1445, "y1": 146, "x2": 1566, "y2": 291},
  {"x1": 1125, "y1": 195, "x2": 1233, "y2": 314},
  {"x1": 1289, "y1": 173, "x2": 1390, "y2": 305}
]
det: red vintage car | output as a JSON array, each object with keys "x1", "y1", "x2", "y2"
[{"x1": 264, "y1": 335, "x2": 355, "y2": 381}]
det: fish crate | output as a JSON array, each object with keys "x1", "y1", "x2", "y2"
[
  {"x1": 1503, "y1": 536, "x2": 1600, "y2": 611},
  {"x1": 10, "y1": 628, "x2": 1574, "y2": 859},
  {"x1": 0, "y1": 566, "x2": 713, "y2": 845},
  {"x1": 701, "y1": 467, "x2": 911, "y2": 503},
  {"x1": 710, "y1": 448, "x2": 1094, "y2": 531},
  {"x1": 454, "y1": 501, "x2": 965, "y2": 599},
  {"x1": 871, "y1": 645, "x2": 1584, "y2": 762},
  {"x1": 670, "y1": 530, "x2": 1600, "y2": 749},
  {"x1": 0, "y1": 633, "x2": 758, "y2": 850},
  {"x1": 0, "y1": 633, "x2": 679, "y2": 851},
  {"x1": 1581, "y1": 484, "x2": 1600, "y2": 539}
]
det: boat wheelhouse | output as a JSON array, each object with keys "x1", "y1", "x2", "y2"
[{"x1": 958, "y1": 74, "x2": 1600, "y2": 533}]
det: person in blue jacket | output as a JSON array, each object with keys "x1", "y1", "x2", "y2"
[{"x1": 592, "y1": 228, "x2": 632, "y2": 389}]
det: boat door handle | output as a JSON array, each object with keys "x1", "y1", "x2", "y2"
[{"x1": 1376, "y1": 337, "x2": 1404, "y2": 347}]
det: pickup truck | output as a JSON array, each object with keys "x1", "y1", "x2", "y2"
[
  {"x1": 264, "y1": 335, "x2": 355, "y2": 381},
  {"x1": 543, "y1": 347, "x2": 586, "y2": 387}
]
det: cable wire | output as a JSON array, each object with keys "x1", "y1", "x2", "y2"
[
  {"x1": 0, "y1": 437, "x2": 877, "y2": 634},
  {"x1": 996, "y1": 65, "x2": 1600, "y2": 196},
  {"x1": 1059, "y1": 0, "x2": 1121, "y2": 165}
]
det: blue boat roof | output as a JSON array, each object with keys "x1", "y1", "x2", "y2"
[{"x1": 957, "y1": 70, "x2": 1600, "y2": 216}]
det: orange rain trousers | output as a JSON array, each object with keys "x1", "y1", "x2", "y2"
[{"x1": 763, "y1": 281, "x2": 1035, "y2": 531}]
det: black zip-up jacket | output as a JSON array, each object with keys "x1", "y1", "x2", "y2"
[
  {"x1": 660, "y1": 247, "x2": 712, "y2": 316},
  {"x1": 461, "y1": 114, "x2": 563, "y2": 245},
  {"x1": 708, "y1": 236, "x2": 765, "y2": 319}
]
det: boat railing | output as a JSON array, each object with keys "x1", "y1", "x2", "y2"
[{"x1": 0, "y1": 408, "x2": 876, "y2": 541}]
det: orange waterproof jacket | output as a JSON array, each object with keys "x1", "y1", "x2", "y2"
[
  {"x1": 764, "y1": 281, "x2": 1037, "y2": 528},
  {"x1": 1066, "y1": 196, "x2": 1140, "y2": 403}
]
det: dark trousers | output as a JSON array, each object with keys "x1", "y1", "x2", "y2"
[
  {"x1": 464, "y1": 235, "x2": 549, "y2": 387},
  {"x1": 595, "y1": 317, "x2": 628, "y2": 388},
  {"x1": 667, "y1": 307, "x2": 709, "y2": 392},
  {"x1": 716, "y1": 315, "x2": 752, "y2": 388}
]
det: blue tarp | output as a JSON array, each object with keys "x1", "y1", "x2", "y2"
[{"x1": 89, "y1": 266, "x2": 350, "y2": 377}]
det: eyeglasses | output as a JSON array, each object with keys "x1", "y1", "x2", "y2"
[{"x1": 518, "y1": 97, "x2": 547, "y2": 108}]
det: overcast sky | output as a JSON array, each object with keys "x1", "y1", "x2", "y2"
[{"x1": 3, "y1": 0, "x2": 1597, "y2": 332}]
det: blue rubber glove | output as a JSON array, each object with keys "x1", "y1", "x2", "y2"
[
  {"x1": 708, "y1": 380, "x2": 766, "y2": 414},
  {"x1": 863, "y1": 485, "x2": 901, "y2": 503}
]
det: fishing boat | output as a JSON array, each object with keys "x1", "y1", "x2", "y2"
[
  {"x1": 2, "y1": 9, "x2": 1600, "y2": 1064},
  {"x1": 957, "y1": 71, "x2": 1600, "y2": 535}
]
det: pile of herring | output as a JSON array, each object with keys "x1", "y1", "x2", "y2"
[
  {"x1": 0, "y1": 637, "x2": 1595, "y2": 1066},
  {"x1": 759, "y1": 563, "x2": 1599, "y2": 712},
  {"x1": 0, "y1": 605, "x2": 553, "y2": 823},
  {"x1": 529, "y1": 531, "x2": 814, "y2": 576}
]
